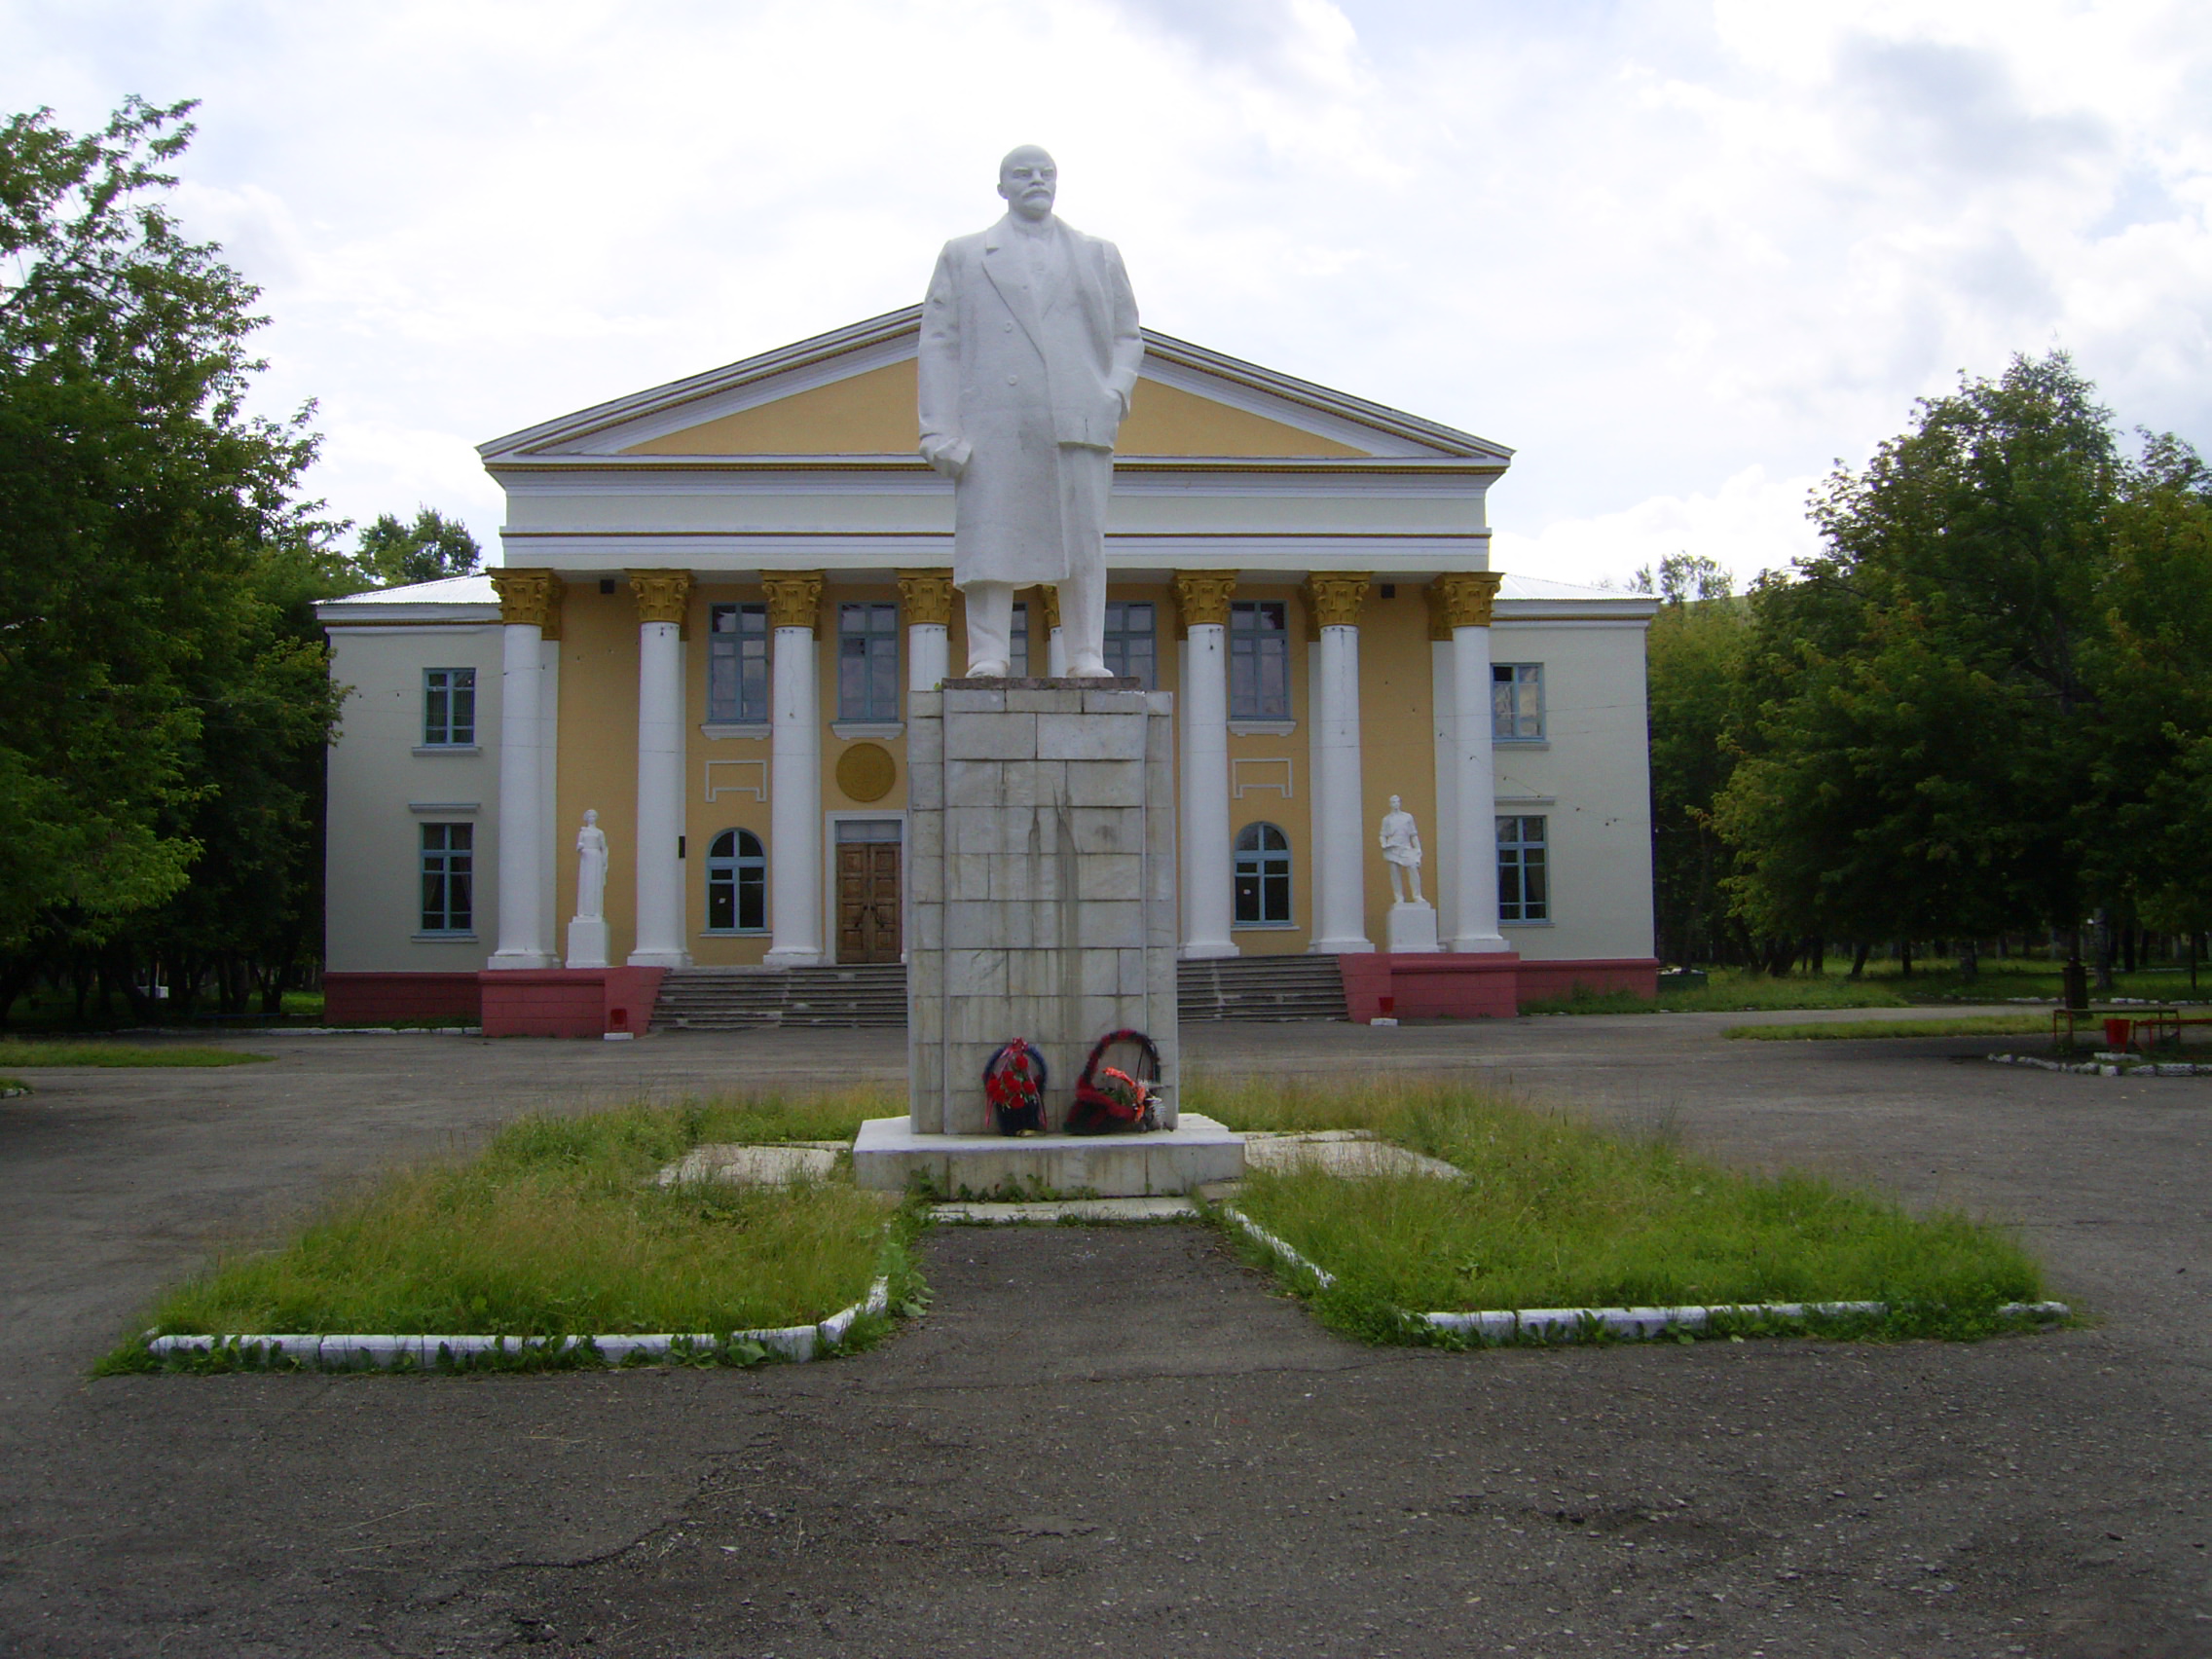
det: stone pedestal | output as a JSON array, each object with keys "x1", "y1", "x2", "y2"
[
  {"x1": 1385, "y1": 901, "x2": 1440, "y2": 954},
  {"x1": 906, "y1": 680, "x2": 1183, "y2": 1138},
  {"x1": 566, "y1": 917, "x2": 609, "y2": 970}
]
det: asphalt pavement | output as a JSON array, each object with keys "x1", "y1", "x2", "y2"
[{"x1": 2, "y1": 1009, "x2": 2208, "y2": 1657}]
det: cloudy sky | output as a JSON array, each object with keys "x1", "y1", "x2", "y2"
[{"x1": 5, "y1": 0, "x2": 2207, "y2": 587}]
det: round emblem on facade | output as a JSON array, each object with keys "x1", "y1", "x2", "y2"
[{"x1": 836, "y1": 742, "x2": 897, "y2": 803}]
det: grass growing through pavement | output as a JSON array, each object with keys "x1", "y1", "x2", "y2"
[
  {"x1": 1190, "y1": 1076, "x2": 2045, "y2": 1341},
  {"x1": 0, "y1": 1040, "x2": 271, "y2": 1067},
  {"x1": 114, "y1": 1092, "x2": 905, "y2": 1358},
  {"x1": 1528, "y1": 961, "x2": 2211, "y2": 1017},
  {"x1": 1723, "y1": 1014, "x2": 2059, "y2": 1041}
]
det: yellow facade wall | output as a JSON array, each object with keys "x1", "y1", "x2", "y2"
[
  {"x1": 1225, "y1": 582, "x2": 1317, "y2": 955},
  {"x1": 1354, "y1": 585, "x2": 1441, "y2": 937},
  {"x1": 553, "y1": 584, "x2": 645, "y2": 965},
  {"x1": 621, "y1": 359, "x2": 1373, "y2": 460}
]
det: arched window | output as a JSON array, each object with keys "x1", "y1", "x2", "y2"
[
  {"x1": 1234, "y1": 822, "x2": 1293, "y2": 927},
  {"x1": 706, "y1": 830, "x2": 767, "y2": 933}
]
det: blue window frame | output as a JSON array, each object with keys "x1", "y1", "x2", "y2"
[
  {"x1": 1234, "y1": 822, "x2": 1293, "y2": 926},
  {"x1": 1493, "y1": 663, "x2": 1543, "y2": 741},
  {"x1": 1230, "y1": 602, "x2": 1289, "y2": 719},
  {"x1": 422, "y1": 668, "x2": 475, "y2": 746},
  {"x1": 420, "y1": 823, "x2": 473, "y2": 934},
  {"x1": 1011, "y1": 601, "x2": 1030, "y2": 678},
  {"x1": 1104, "y1": 601, "x2": 1156, "y2": 687},
  {"x1": 709, "y1": 604, "x2": 769, "y2": 722},
  {"x1": 706, "y1": 829, "x2": 767, "y2": 933},
  {"x1": 838, "y1": 602, "x2": 900, "y2": 720},
  {"x1": 1497, "y1": 815, "x2": 1548, "y2": 922}
]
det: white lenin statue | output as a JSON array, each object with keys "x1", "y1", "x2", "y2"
[{"x1": 918, "y1": 145, "x2": 1142, "y2": 679}]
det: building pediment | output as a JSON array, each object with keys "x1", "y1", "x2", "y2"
[{"x1": 479, "y1": 307, "x2": 1511, "y2": 467}]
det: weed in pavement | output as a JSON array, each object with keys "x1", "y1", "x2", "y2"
[{"x1": 0, "y1": 1040, "x2": 271, "y2": 1067}]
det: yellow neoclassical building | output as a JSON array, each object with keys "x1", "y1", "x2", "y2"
[{"x1": 317, "y1": 309, "x2": 1658, "y2": 1033}]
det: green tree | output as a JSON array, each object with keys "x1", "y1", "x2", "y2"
[
  {"x1": 1640, "y1": 556, "x2": 1751, "y2": 965},
  {"x1": 1712, "y1": 352, "x2": 2175, "y2": 975},
  {"x1": 353, "y1": 505, "x2": 480, "y2": 588},
  {"x1": 0, "y1": 97, "x2": 345, "y2": 1017}
]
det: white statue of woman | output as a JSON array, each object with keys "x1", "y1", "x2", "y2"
[
  {"x1": 1379, "y1": 794, "x2": 1424, "y2": 905},
  {"x1": 574, "y1": 810, "x2": 608, "y2": 921}
]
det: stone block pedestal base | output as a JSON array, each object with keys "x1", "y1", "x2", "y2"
[
  {"x1": 1384, "y1": 901, "x2": 1440, "y2": 953},
  {"x1": 852, "y1": 1114, "x2": 1243, "y2": 1198}
]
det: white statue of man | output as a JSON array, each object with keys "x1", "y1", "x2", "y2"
[
  {"x1": 918, "y1": 144, "x2": 1143, "y2": 679},
  {"x1": 574, "y1": 810, "x2": 608, "y2": 922},
  {"x1": 1379, "y1": 794, "x2": 1424, "y2": 905}
]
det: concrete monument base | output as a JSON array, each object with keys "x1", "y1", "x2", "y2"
[
  {"x1": 1384, "y1": 900, "x2": 1440, "y2": 954},
  {"x1": 566, "y1": 917, "x2": 609, "y2": 970},
  {"x1": 852, "y1": 1113, "x2": 1242, "y2": 1198},
  {"x1": 905, "y1": 681, "x2": 1181, "y2": 1135}
]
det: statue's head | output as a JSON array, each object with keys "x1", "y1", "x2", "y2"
[
  {"x1": 997, "y1": 145, "x2": 1057, "y2": 222},
  {"x1": 583, "y1": 809, "x2": 599, "y2": 827},
  {"x1": 1388, "y1": 794, "x2": 1402, "y2": 811}
]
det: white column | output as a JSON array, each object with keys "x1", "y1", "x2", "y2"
[
  {"x1": 763, "y1": 571, "x2": 826, "y2": 966},
  {"x1": 1179, "y1": 620, "x2": 1236, "y2": 958},
  {"x1": 488, "y1": 616, "x2": 555, "y2": 969},
  {"x1": 898, "y1": 569, "x2": 952, "y2": 692},
  {"x1": 628, "y1": 569, "x2": 691, "y2": 968},
  {"x1": 1440, "y1": 571, "x2": 1512, "y2": 954},
  {"x1": 1430, "y1": 639, "x2": 1459, "y2": 943},
  {"x1": 1308, "y1": 573, "x2": 1373, "y2": 953}
]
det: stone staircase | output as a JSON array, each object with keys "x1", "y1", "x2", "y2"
[
  {"x1": 652, "y1": 964, "x2": 908, "y2": 1030},
  {"x1": 1176, "y1": 955, "x2": 1348, "y2": 1023},
  {"x1": 653, "y1": 954, "x2": 1349, "y2": 1030}
]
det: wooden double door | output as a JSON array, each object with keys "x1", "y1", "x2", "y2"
[{"x1": 835, "y1": 823, "x2": 902, "y2": 964}]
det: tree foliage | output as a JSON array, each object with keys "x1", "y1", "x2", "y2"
[
  {"x1": 1693, "y1": 352, "x2": 2212, "y2": 971},
  {"x1": 0, "y1": 97, "x2": 349, "y2": 1016},
  {"x1": 353, "y1": 504, "x2": 480, "y2": 588}
]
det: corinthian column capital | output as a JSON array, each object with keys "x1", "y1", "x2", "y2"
[
  {"x1": 895, "y1": 569, "x2": 954, "y2": 626},
  {"x1": 1171, "y1": 570, "x2": 1239, "y2": 639},
  {"x1": 760, "y1": 570, "x2": 825, "y2": 632},
  {"x1": 1431, "y1": 571, "x2": 1504, "y2": 633},
  {"x1": 1301, "y1": 571, "x2": 1371, "y2": 640},
  {"x1": 490, "y1": 569, "x2": 565, "y2": 640},
  {"x1": 627, "y1": 569, "x2": 693, "y2": 629}
]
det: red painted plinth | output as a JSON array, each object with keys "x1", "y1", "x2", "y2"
[
  {"x1": 324, "y1": 972, "x2": 483, "y2": 1026},
  {"x1": 1515, "y1": 958, "x2": 1661, "y2": 1006},
  {"x1": 477, "y1": 967, "x2": 667, "y2": 1038},
  {"x1": 1339, "y1": 952, "x2": 1523, "y2": 1023}
]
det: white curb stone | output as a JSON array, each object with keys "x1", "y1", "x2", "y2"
[
  {"x1": 1221, "y1": 1205, "x2": 2069, "y2": 1342},
  {"x1": 146, "y1": 1277, "x2": 892, "y2": 1370},
  {"x1": 929, "y1": 1196, "x2": 1198, "y2": 1224}
]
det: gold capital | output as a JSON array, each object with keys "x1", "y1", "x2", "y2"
[
  {"x1": 895, "y1": 569, "x2": 954, "y2": 627},
  {"x1": 760, "y1": 570, "x2": 825, "y2": 632},
  {"x1": 627, "y1": 569, "x2": 693, "y2": 632},
  {"x1": 1037, "y1": 584, "x2": 1061, "y2": 633},
  {"x1": 1431, "y1": 571, "x2": 1504, "y2": 633},
  {"x1": 1171, "y1": 571, "x2": 1238, "y2": 639},
  {"x1": 490, "y1": 569, "x2": 565, "y2": 640},
  {"x1": 1300, "y1": 571, "x2": 1371, "y2": 639}
]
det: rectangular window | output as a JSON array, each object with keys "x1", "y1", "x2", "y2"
[
  {"x1": 1496, "y1": 815, "x2": 1548, "y2": 923},
  {"x1": 422, "y1": 668, "x2": 475, "y2": 747},
  {"x1": 1011, "y1": 601, "x2": 1030, "y2": 678},
  {"x1": 420, "y1": 823, "x2": 473, "y2": 934},
  {"x1": 708, "y1": 604, "x2": 769, "y2": 723},
  {"x1": 1493, "y1": 663, "x2": 1543, "y2": 741},
  {"x1": 1103, "y1": 601, "x2": 1157, "y2": 688},
  {"x1": 838, "y1": 602, "x2": 900, "y2": 721},
  {"x1": 1229, "y1": 601, "x2": 1290, "y2": 719}
]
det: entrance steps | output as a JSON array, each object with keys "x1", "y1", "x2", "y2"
[
  {"x1": 1177, "y1": 955, "x2": 1348, "y2": 1022},
  {"x1": 653, "y1": 955, "x2": 1348, "y2": 1031},
  {"x1": 652, "y1": 964, "x2": 907, "y2": 1030}
]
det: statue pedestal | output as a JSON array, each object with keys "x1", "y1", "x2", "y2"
[
  {"x1": 1385, "y1": 901, "x2": 1440, "y2": 954},
  {"x1": 903, "y1": 682, "x2": 1210, "y2": 1189},
  {"x1": 566, "y1": 917, "x2": 610, "y2": 971}
]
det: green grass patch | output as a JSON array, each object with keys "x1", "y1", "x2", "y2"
[
  {"x1": 107, "y1": 1092, "x2": 908, "y2": 1370},
  {"x1": 1194, "y1": 1076, "x2": 2046, "y2": 1344},
  {"x1": 1724, "y1": 1014, "x2": 2058, "y2": 1041},
  {"x1": 0, "y1": 1040, "x2": 271, "y2": 1067},
  {"x1": 0, "y1": 1077, "x2": 26, "y2": 1094}
]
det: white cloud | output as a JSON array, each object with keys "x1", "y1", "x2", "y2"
[
  {"x1": 2, "y1": 0, "x2": 2205, "y2": 568},
  {"x1": 1492, "y1": 465, "x2": 1824, "y2": 592}
]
